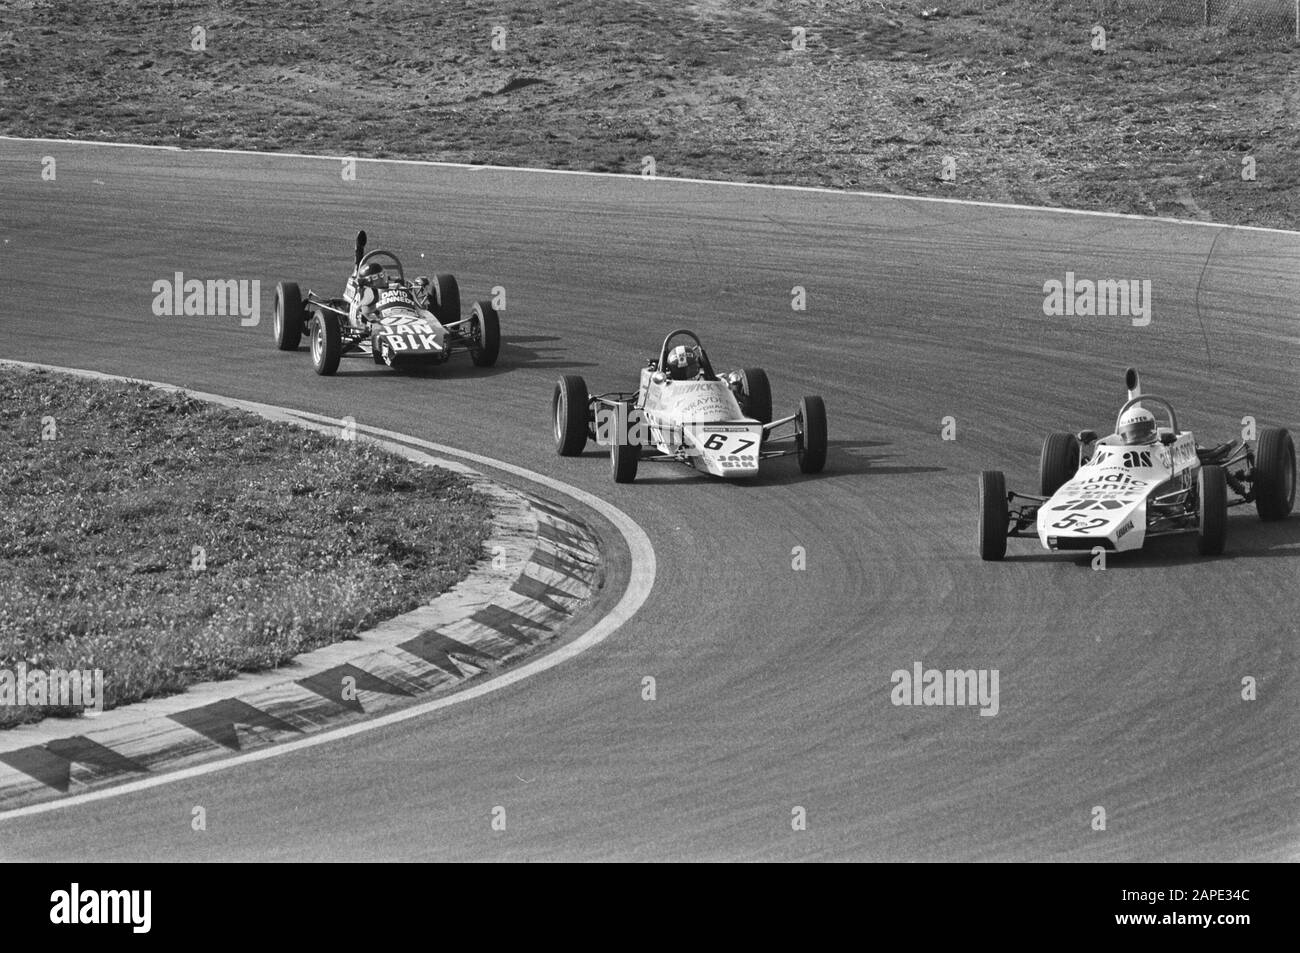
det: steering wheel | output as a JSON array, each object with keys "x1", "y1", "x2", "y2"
[
  {"x1": 357, "y1": 249, "x2": 405, "y2": 284},
  {"x1": 1114, "y1": 394, "x2": 1179, "y2": 437},
  {"x1": 657, "y1": 328, "x2": 715, "y2": 378}
]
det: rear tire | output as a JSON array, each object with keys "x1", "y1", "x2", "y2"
[
  {"x1": 1197, "y1": 465, "x2": 1227, "y2": 555},
  {"x1": 311, "y1": 310, "x2": 342, "y2": 376},
  {"x1": 274, "y1": 282, "x2": 303, "y2": 351},
  {"x1": 611, "y1": 435, "x2": 639, "y2": 483},
  {"x1": 979, "y1": 470, "x2": 1008, "y2": 561},
  {"x1": 796, "y1": 396, "x2": 827, "y2": 474},
  {"x1": 431, "y1": 273, "x2": 460, "y2": 325},
  {"x1": 1039, "y1": 431, "x2": 1080, "y2": 497},
  {"x1": 738, "y1": 367, "x2": 772, "y2": 424},
  {"x1": 1254, "y1": 427, "x2": 1295, "y2": 521},
  {"x1": 469, "y1": 300, "x2": 500, "y2": 367},
  {"x1": 553, "y1": 375, "x2": 590, "y2": 456}
]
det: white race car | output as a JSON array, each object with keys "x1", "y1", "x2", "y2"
[
  {"x1": 979, "y1": 368, "x2": 1295, "y2": 560},
  {"x1": 552, "y1": 329, "x2": 827, "y2": 483}
]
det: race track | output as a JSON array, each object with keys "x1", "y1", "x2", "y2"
[{"x1": 1, "y1": 141, "x2": 1297, "y2": 860}]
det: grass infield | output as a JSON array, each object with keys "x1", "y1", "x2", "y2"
[{"x1": 0, "y1": 366, "x2": 492, "y2": 728}]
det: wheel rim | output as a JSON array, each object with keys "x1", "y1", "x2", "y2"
[
  {"x1": 273, "y1": 301, "x2": 282, "y2": 339},
  {"x1": 312, "y1": 321, "x2": 322, "y2": 362},
  {"x1": 1285, "y1": 449, "x2": 1296, "y2": 503},
  {"x1": 554, "y1": 398, "x2": 563, "y2": 442}
]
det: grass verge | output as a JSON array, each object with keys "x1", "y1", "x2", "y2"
[{"x1": 0, "y1": 366, "x2": 492, "y2": 729}]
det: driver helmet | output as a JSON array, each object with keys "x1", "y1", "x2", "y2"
[
  {"x1": 358, "y1": 262, "x2": 387, "y2": 287},
  {"x1": 1118, "y1": 405, "x2": 1158, "y2": 445},
  {"x1": 665, "y1": 344, "x2": 701, "y2": 380}
]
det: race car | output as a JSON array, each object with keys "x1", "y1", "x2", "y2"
[
  {"x1": 271, "y1": 230, "x2": 500, "y2": 375},
  {"x1": 551, "y1": 328, "x2": 828, "y2": 483},
  {"x1": 978, "y1": 368, "x2": 1295, "y2": 560}
]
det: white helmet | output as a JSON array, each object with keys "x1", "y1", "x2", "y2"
[
  {"x1": 1118, "y1": 406, "x2": 1157, "y2": 445},
  {"x1": 666, "y1": 344, "x2": 700, "y2": 380}
]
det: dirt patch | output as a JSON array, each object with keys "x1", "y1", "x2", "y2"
[{"x1": 0, "y1": 1, "x2": 1295, "y2": 225}]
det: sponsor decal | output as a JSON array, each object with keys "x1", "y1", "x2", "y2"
[
  {"x1": 1050, "y1": 498, "x2": 1134, "y2": 511},
  {"x1": 384, "y1": 332, "x2": 440, "y2": 351},
  {"x1": 1170, "y1": 439, "x2": 1196, "y2": 467},
  {"x1": 379, "y1": 288, "x2": 415, "y2": 307},
  {"x1": 1116, "y1": 519, "x2": 1135, "y2": 539},
  {"x1": 1074, "y1": 472, "x2": 1148, "y2": 487},
  {"x1": 380, "y1": 316, "x2": 434, "y2": 334},
  {"x1": 1061, "y1": 488, "x2": 1141, "y2": 500}
]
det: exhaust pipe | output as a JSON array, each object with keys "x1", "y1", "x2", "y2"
[{"x1": 1125, "y1": 367, "x2": 1141, "y2": 401}]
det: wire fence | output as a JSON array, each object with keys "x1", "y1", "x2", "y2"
[{"x1": 1101, "y1": 0, "x2": 1300, "y2": 36}]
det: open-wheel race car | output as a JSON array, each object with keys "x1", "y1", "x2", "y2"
[
  {"x1": 979, "y1": 368, "x2": 1295, "y2": 560},
  {"x1": 271, "y1": 230, "x2": 500, "y2": 375},
  {"x1": 551, "y1": 329, "x2": 828, "y2": 483}
]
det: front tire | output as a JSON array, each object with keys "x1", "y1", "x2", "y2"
[
  {"x1": 738, "y1": 367, "x2": 772, "y2": 424},
  {"x1": 274, "y1": 282, "x2": 304, "y2": 351},
  {"x1": 469, "y1": 300, "x2": 500, "y2": 367},
  {"x1": 311, "y1": 310, "x2": 342, "y2": 376},
  {"x1": 553, "y1": 375, "x2": 590, "y2": 456},
  {"x1": 1197, "y1": 465, "x2": 1227, "y2": 556},
  {"x1": 1039, "y1": 432, "x2": 1080, "y2": 497},
  {"x1": 1254, "y1": 427, "x2": 1295, "y2": 521},
  {"x1": 979, "y1": 470, "x2": 1008, "y2": 561},
  {"x1": 611, "y1": 437, "x2": 638, "y2": 483},
  {"x1": 796, "y1": 395, "x2": 827, "y2": 474},
  {"x1": 431, "y1": 273, "x2": 460, "y2": 325}
]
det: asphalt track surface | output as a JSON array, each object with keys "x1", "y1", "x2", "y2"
[{"x1": 1, "y1": 141, "x2": 1297, "y2": 861}]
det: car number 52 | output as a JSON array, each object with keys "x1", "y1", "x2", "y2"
[{"x1": 1051, "y1": 513, "x2": 1109, "y2": 530}]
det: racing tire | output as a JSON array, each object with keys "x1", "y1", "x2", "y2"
[
  {"x1": 1253, "y1": 427, "x2": 1295, "y2": 521},
  {"x1": 274, "y1": 282, "x2": 304, "y2": 351},
  {"x1": 431, "y1": 273, "x2": 460, "y2": 326},
  {"x1": 611, "y1": 435, "x2": 639, "y2": 484},
  {"x1": 1039, "y1": 431, "x2": 1080, "y2": 497},
  {"x1": 553, "y1": 375, "x2": 590, "y2": 456},
  {"x1": 738, "y1": 367, "x2": 773, "y2": 424},
  {"x1": 371, "y1": 330, "x2": 386, "y2": 365},
  {"x1": 796, "y1": 395, "x2": 827, "y2": 474},
  {"x1": 311, "y1": 310, "x2": 342, "y2": 376},
  {"x1": 1197, "y1": 465, "x2": 1227, "y2": 556},
  {"x1": 979, "y1": 470, "x2": 1008, "y2": 561},
  {"x1": 469, "y1": 300, "x2": 501, "y2": 367}
]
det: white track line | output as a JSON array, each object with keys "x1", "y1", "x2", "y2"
[
  {"x1": 0, "y1": 361, "x2": 656, "y2": 822},
  {"x1": 2, "y1": 134, "x2": 1297, "y2": 238}
]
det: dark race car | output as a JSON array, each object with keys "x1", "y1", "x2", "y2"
[{"x1": 272, "y1": 230, "x2": 500, "y2": 375}]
